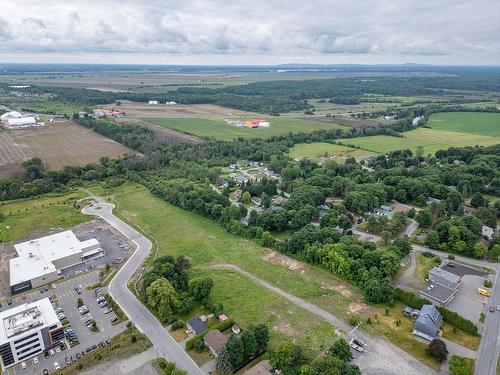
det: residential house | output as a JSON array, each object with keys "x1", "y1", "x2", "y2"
[
  {"x1": 482, "y1": 225, "x2": 494, "y2": 240},
  {"x1": 412, "y1": 305, "x2": 442, "y2": 341},
  {"x1": 234, "y1": 189, "x2": 243, "y2": 201},
  {"x1": 243, "y1": 360, "x2": 273, "y2": 375},
  {"x1": 372, "y1": 205, "x2": 393, "y2": 217},
  {"x1": 426, "y1": 197, "x2": 441, "y2": 206},
  {"x1": 251, "y1": 196, "x2": 262, "y2": 206},
  {"x1": 186, "y1": 317, "x2": 208, "y2": 336},
  {"x1": 203, "y1": 330, "x2": 228, "y2": 357}
]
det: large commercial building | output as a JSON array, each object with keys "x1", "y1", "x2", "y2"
[
  {"x1": 10, "y1": 230, "x2": 101, "y2": 294},
  {"x1": 0, "y1": 111, "x2": 37, "y2": 129},
  {"x1": 0, "y1": 298, "x2": 64, "y2": 369}
]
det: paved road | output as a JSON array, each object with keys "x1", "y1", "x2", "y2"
[
  {"x1": 82, "y1": 202, "x2": 203, "y2": 375},
  {"x1": 208, "y1": 264, "x2": 437, "y2": 375}
]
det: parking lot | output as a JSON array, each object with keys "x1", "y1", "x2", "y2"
[
  {"x1": 2, "y1": 272, "x2": 127, "y2": 375},
  {"x1": 59, "y1": 222, "x2": 135, "y2": 277},
  {"x1": 447, "y1": 274, "x2": 489, "y2": 323}
]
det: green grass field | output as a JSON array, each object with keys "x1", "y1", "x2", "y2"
[
  {"x1": 289, "y1": 142, "x2": 378, "y2": 161},
  {"x1": 89, "y1": 185, "x2": 364, "y2": 354},
  {"x1": 427, "y1": 112, "x2": 500, "y2": 137},
  {"x1": 0, "y1": 191, "x2": 88, "y2": 242},
  {"x1": 144, "y1": 117, "x2": 347, "y2": 141},
  {"x1": 345, "y1": 127, "x2": 499, "y2": 155}
]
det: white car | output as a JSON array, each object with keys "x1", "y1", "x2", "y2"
[
  {"x1": 33, "y1": 357, "x2": 39, "y2": 365},
  {"x1": 21, "y1": 361, "x2": 27, "y2": 369},
  {"x1": 54, "y1": 361, "x2": 61, "y2": 370},
  {"x1": 55, "y1": 346, "x2": 61, "y2": 354},
  {"x1": 49, "y1": 349, "x2": 56, "y2": 356}
]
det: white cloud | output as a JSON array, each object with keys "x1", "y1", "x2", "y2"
[{"x1": 0, "y1": 0, "x2": 498, "y2": 64}]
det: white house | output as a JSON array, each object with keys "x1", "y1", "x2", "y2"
[{"x1": 148, "y1": 100, "x2": 158, "y2": 105}]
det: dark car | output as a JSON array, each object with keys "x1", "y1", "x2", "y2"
[
  {"x1": 76, "y1": 352, "x2": 82, "y2": 359},
  {"x1": 65, "y1": 357, "x2": 71, "y2": 365},
  {"x1": 353, "y1": 338, "x2": 364, "y2": 347},
  {"x1": 43, "y1": 370, "x2": 49, "y2": 375},
  {"x1": 490, "y1": 305, "x2": 496, "y2": 313}
]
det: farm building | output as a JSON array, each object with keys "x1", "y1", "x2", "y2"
[
  {"x1": 166, "y1": 101, "x2": 177, "y2": 105},
  {"x1": 1, "y1": 111, "x2": 38, "y2": 129},
  {"x1": 243, "y1": 120, "x2": 271, "y2": 128},
  {"x1": 148, "y1": 100, "x2": 159, "y2": 105},
  {"x1": 9, "y1": 230, "x2": 102, "y2": 294}
]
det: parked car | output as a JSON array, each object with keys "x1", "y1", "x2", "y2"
[
  {"x1": 352, "y1": 338, "x2": 365, "y2": 347},
  {"x1": 490, "y1": 305, "x2": 496, "y2": 313},
  {"x1": 99, "y1": 301, "x2": 108, "y2": 308},
  {"x1": 55, "y1": 346, "x2": 61, "y2": 354},
  {"x1": 21, "y1": 361, "x2": 27, "y2": 369},
  {"x1": 33, "y1": 357, "x2": 39, "y2": 365},
  {"x1": 104, "y1": 308, "x2": 113, "y2": 314},
  {"x1": 96, "y1": 296, "x2": 105, "y2": 303},
  {"x1": 54, "y1": 361, "x2": 61, "y2": 370},
  {"x1": 76, "y1": 352, "x2": 82, "y2": 360},
  {"x1": 65, "y1": 357, "x2": 71, "y2": 365},
  {"x1": 49, "y1": 349, "x2": 56, "y2": 356},
  {"x1": 43, "y1": 369, "x2": 49, "y2": 375}
]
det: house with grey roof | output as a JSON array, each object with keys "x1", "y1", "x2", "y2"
[
  {"x1": 413, "y1": 304, "x2": 442, "y2": 341},
  {"x1": 419, "y1": 266, "x2": 460, "y2": 306}
]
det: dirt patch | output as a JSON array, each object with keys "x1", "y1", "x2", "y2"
[
  {"x1": 272, "y1": 321, "x2": 299, "y2": 337},
  {"x1": 0, "y1": 121, "x2": 134, "y2": 178},
  {"x1": 347, "y1": 301, "x2": 368, "y2": 315},
  {"x1": 321, "y1": 282, "x2": 353, "y2": 298},
  {"x1": 104, "y1": 100, "x2": 259, "y2": 118},
  {"x1": 263, "y1": 251, "x2": 305, "y2": 274},
  {"x1": 300, "y1": 116, "x2": 381, "y2": 127}
]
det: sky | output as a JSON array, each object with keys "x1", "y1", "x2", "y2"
[{"x1": 0, "y1": 0, "x2": 499, "y2": 65}]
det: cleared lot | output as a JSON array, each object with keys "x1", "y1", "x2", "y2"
[{"x1": 0, "y1": 121, "x2": 134, "y2": 178}]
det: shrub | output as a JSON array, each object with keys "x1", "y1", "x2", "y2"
[
  {"x1": 76, "y1": 363, "x2": 83, "y2": 370},
  {"x1": 348, "y1": 315, "x2": 360, "y2": 326},
  {"x1": 448, "y1": 254, "x2": 455, "y2": 260},
  {"x1": 171, "y1": 320, "x2": 185, "y2": 330},
  {"x1": 427, "y1": 339, "x2": 448, "y2": 362},
  {"x1": 449, "y1": 355, "x2": 474, "y2": 375},
  {"x1": 131, "y1": 335, "x2": 137, "y2": 343},
  {"x1": 484, "y1": 279, "x2": 493, "y2": 288}
]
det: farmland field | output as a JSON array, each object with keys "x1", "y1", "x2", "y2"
[
  {"x1": 289, "y1": 142, "x2": 377, "y2": 161},
  {"x1": 144, "y1": 116, "x2": 348, "y2": 141},
  {"x1": 345, "y1": 127, "x2": 499, "y2": 155},
  {"x1": 0, "y1": 121, "x2": 134, "y2": 178},
  {"x1": 426, "y1": 112, "x2": 500, "y2": 137}
]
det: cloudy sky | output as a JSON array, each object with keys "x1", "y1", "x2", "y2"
[{"x1": 0, "y1": 0, "x2": 499, "y2": 65}]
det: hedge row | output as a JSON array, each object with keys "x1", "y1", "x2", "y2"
[
  {"x1": 185, "y1": 318, "x2": 234, "y2": 350},
  {"x1": 394, "y1": 288, "x2": 479, "y2": 336}
]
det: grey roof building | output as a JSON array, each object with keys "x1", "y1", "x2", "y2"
[
  {"x1": 428, "y1": 267, "x2": 460, "y2": 289},
  {"x1": 418, "y1": 266, "x2": 460, "y2": 306},
  {"x1": 413, "y1": 304, "x2": 442, "y2": 341},
  {"x1": 187, "y1": 317, "x2": 208, "y2": 336}
]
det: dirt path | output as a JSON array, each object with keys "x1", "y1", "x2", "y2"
[
  {"x1": 205, "y1": 264, "x2": 438, "y2": 375},
  {"x1": 397, "y1": 251, "x2": 417, "y2": 289}
]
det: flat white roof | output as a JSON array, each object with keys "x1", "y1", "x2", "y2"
[
  {"x1": 10, "y1": 230, "x2": 99, "y2": 286},
  {"x1": 0, "y1": 298, "x2": 59, "y2": 344}
]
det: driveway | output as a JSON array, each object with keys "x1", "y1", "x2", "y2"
[
  {"x1": 208, "y1": 264, "x2": 437, "y2": 375},
  {"x1": 82, "y1": 202, "x2": 203, "y2": 375}
]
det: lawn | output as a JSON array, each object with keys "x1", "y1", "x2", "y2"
[
  {"x1": 144, "y1": 117, "x2": 348, "y2": 141},
  {"x1": 192, "y1": 268, "x2": 336, "y2": 352},
  {"x1": 427, "y1": 112, "x2": 500, "y2": 137},
  {"x1": 414, "y1": 253, "x2": 441, "y2": 288},
  {"x1": 345, "y1": 127, "x2": 499, "y2": 155},
  {"x1": 0, "y1": 190, "x2": 89, "y2": 242},
  {"x1": 289, "y1": 142, "x2": 377, "y2": 161},
  {"x1": 363, "y1": 302, "x2": 442, "y2": 370}
]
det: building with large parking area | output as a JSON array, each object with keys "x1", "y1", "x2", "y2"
[
  {"x1": 0, "y1": 298, "x2": 64, "y2": 370},
  {"x1": 9, "y1": 230, "x2": 102, "y2": 294}
]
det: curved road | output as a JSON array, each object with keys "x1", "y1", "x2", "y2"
[{"x1": 82, "y1": 202, "x2": 203, "y2": 375}]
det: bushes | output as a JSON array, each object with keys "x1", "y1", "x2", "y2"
[
  {"x1": 435, "y1": 306, "x2": 478, "y2": 336},
  {"x1": 154, "y1": 358, "x2": 187, "y2": 375},
  {"x1": 171, "y1": 320, "x2": 185, "y2": 330},
  {"x1": 394, "y1": 288, "x2": 430, "y2": 309},
  {"x1": 449, "y1": 355, "x2": 474, "y2": 375}
]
